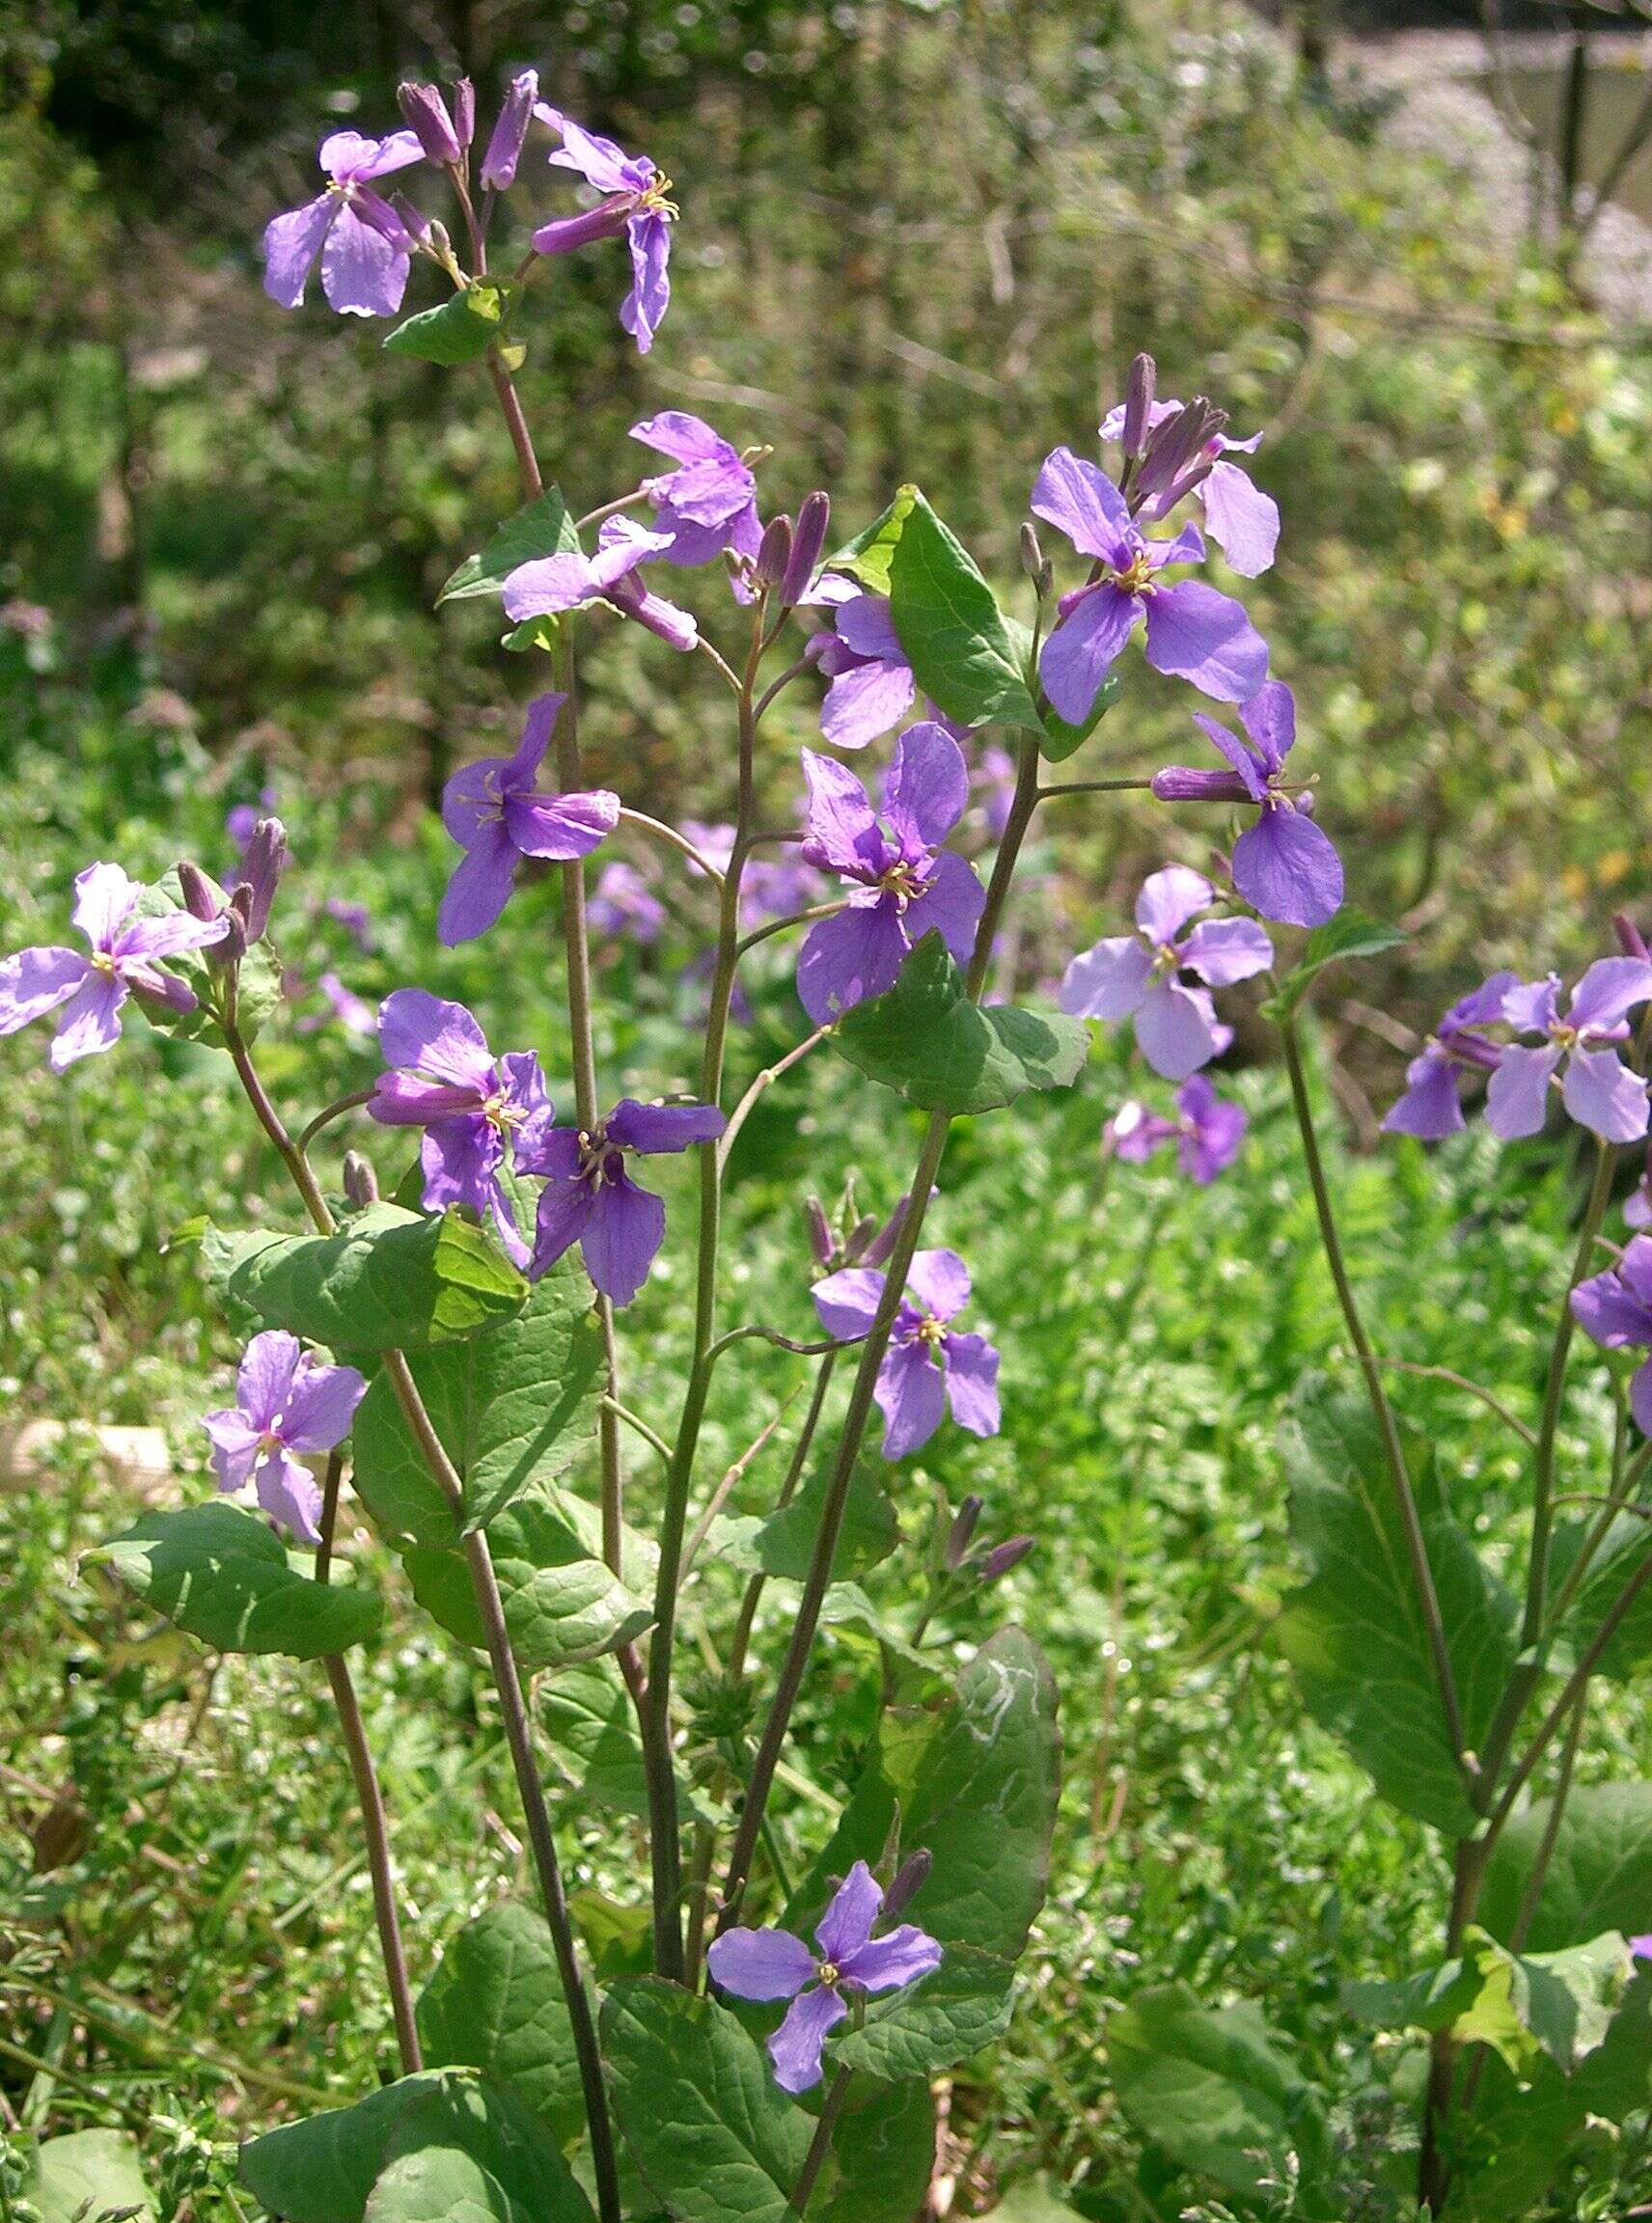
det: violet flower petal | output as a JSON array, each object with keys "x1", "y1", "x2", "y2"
[
  {"x1": 705, "y1": 1926, "x2": 813, "y2": 2002},
  {"x1": 903, "y1": 1249, "x2": 970, "y2": 1323},
  {"x1": 621, "y1": 210, "x2": 671, "y2": 354},
  {"x1": 1231, "y1": 808, "x2": 1344, "y2": 929},
  {"x1": 0, "y1": 947, "x2": 89, "y2": 1033},
  {"x1": 1383, "y1": 1050, "x2": 1465, "y2": 1140},
  {"x1": 377, "y1": 989, "x2": 498, "y2": 1094},
  {"x1": 796, "y1": 901, "x2": 910, "y2": 1024},
  {"x1": 1569, "y1": 957, "x2": 1652, "y2": 1034},
  {"x1": 883, "y1": 723, "x2": 969, "y2": 851},
  {"x1": 262, "y1": 193, "x2": 337, "y2": 308},
  {"x1": 71, "y1": 863, "x2": 138, "y2": 951},
  {"x1": 203, "y1": 1409, "x2": 262, "y2": 1493},
  {"x1": 1571, "y1": 1265, "x2": 1652, "y2": 1350},
  {"x1": 254, "y1": 1445, "x2": 324, "y2": 1544},
  {"x1": 910, "y1": 852, "x2": 987, "y2": 969},
  {"x1": 1485, "y1": 1043, "x2": 1562, "y2": 1139},
  {"x1": 281, "y1": 1362, "x2": 369, "y2": 1453},
  {"x1": 1632, "y1": 1359, "x2": 1652, "y2": 1438},
  {"x1": 1200, "y1": 459, "x2": 1280, "y2": 577},
  {"x1": 49, "y1": 972, "x2": 125, "y2": 1068},
  {"x1": 1562, "y1": 1047, "x2": 1651, "y2": 1144},
  {"x1": 1135, "y1": 979, "x2": 1219, "y2": 1082},
  {"x1": 1178, "y1": 916, "x2": 1273, "y2": 988},
  {"x1": 437, "y1": 826, "x2": 518, "y2": 947},
  {"x1": 941, "y1": 1331, "x2": 1001, "y2": 1438},
  {"x1": 820, "y1": 656, "x2": 915, "y2": 752},
  {"x1": 1030, "y1": 446, "x2": 1134, "y2": 565},
  {"x1": 237, "y1": 1331, "x2": 303, "y2": 1429},
  {"x1": 838, "y1": 1923, "x2": 944, "y2": 1994},
  {"x1": 505, "y1": 788, "x2": 620, "y2": 861},
  {"x1": 1142, "y1": 580, "x2": 1269, "y2": 703},
  {"x1": 875, "y1": 1340, "x2": 948, "y2": 1459},
  {"x1": 813, "y1": 1266, "x2": 887, "y2": 1343},
  {"x1": 606, "y1": 1099, "x2": 726, "y2": 1154},
  {"x1": 1039, "y1": 585, "x2": 1139, "y2": 727},
  {"x1": 581, "y1": 1174, "x2": 666, "y2": 1307},
  {"x1": 1059, "y1": 935, "x2": 1153, "y2": 1022},
  {"x1": 319, "y1": 203, "x2": 409, "y2": 317},
  {"x1": 815, "y1": 1862, "x2": 883, "y2": 1964},
  {"x1": 1135, "y1": 865, "x2": 1214, "y2": 945},
  {"x1": 768, "y1": 1986, "x2": 847, "y2": 2096}
]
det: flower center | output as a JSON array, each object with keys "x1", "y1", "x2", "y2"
[
  {"x1": 816, "y1": 1961, "x2": 840, "y2": 1988},
  {"x1": 575, "y1": 1127, "x2": 624, "y2": 1187},
  {"x1": 638, "y1": 172, "x2": 678, "y2": 220},
  {"x1": 1552, "y1": 1023, "x2": 1581, "y2": 1053},
  {"x1": 1113, "y1": 549, "x2": 1156, "y2": 596},
  {"x1": 915, "y1": 1314, "x2": 947, "y2": 1356},
  {"x1": 483, "y1": 1089, "x2": 522, "y2": 1135},
  {"x1": 1149, "y1": 939, "x2": 1180, "y2": 976},
  {"x1": 90, "y1": 951, "x2": 118, "y2": 977},
  {"x1": 878, "y1": 859, "x2": 925, "y2": 910}
]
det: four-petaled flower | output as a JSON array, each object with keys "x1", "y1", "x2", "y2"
[
  {"x1": 1109, "y1": 1075, "x2": 1248, "y2": 1184},
  {"x1": 520, "y1": 1098, "x2": 726, "y2": 1306},
  {"x1": 1152, "y1": 682, "x2": 1343, "y2": 928},
  {"x1": 795, "y1": 726, "x2": 985, "y2": 1024},
  {"x1": 1031, "y1": 447, "x2": 1270, "y2": 726},
  {"x1": 631, "y1": 413, "x2": 761, "y2": 573},
  {"x1": 503, "y1": 516, "x2": 698, "y2": 652},
  {"x1": 1487, "y1": 961, "x2": 1652, "y2": 1144},
  {"x1": 1060, "y1": 867, "x2": 1272, "y2": 1082},
  {"x1": 0, "y1": 863, "x2": 229, "y2": 1071},
  {"x1": 1572, "y1": 1237, "x2": 1652, "y2": 1435},
  {"x1": 369, "y1": 990, "x2": 554, "y2": 1267},
  {"x1": 438, "y1": 693, "x2": 620, "y2": 945},
  {"x1": 813, "y1": 1248, "x2": 1001, "y2": 1459},
  {"x1": 1382, "y1": 974, "x2": 1517, "y2": 1140},
  {"x1": 531, "y1": 109, "x2": 675, "y2": 353},
  {"x1": 1100, "y1": 396, "x2": 1280, "y2": 576},
  {"x1": 203, "y1": 1331, "x2": 367, "y2": 1543},
  {"x1": 806, "y1": 584, "x2": 917, "y2": 752},
  {"x1": 707, "y1": 1860, "x2": 943, "y2": 2094},
  {"x1": 262, "y1": 130, "x2": 424, "y2": 317}
]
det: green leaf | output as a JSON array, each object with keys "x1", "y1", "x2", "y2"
[
  {"x1": 1482, "y1": 1779, "x2": 1652, "y2": 1950},
  {"x1": 349, "y1": 1259, "x2": 603, "y2": 1542},
  {"x1": 1107, "y1": 1983, "x2": 1331, "y2": 2199},
  {"x1": 415, "y1": 1904, "x2": 586, "y2": 2147},
  {"x1": 1037, "y1": 675, "x2": 1120, "y2": 763},
  {"x1": 1550, "y1": 1513, "x2": 1652, "y2": 1682},
  {"x1": 602, "y1": 1979, "x2": 811, "y2": 2223},
  {"x1": 814, "y1": 2081, "x2": 932, "y2": 2223},
  {"x1": 23, "y1": 2130, "x2": 155, "y2": 2223},
  {"x1": 832, "y1": 934, "x2": 1088, "y2": 1116},
  {"x1": 384, "y1": 282, "x2": 509, "y2": 367},
  {"x1": 1345, "y1": 1925, "x2": 1633, "y2": 2076},
  {"x1": 439, "y1": 489, "x2": 581, "y2": 605},
  {"x1": 134, "y1": 875, "x2": 283, "y2": 1050},
  {"x1": 1274, "y1": 1380, "x2": 1520, "y2": 1835},
  {"x1": 833, "y1": 1945, "x2": 1014, "y2": 2079},
  {"x1": 885, "y1": 491, "x2": 1041, "y2": 734},
  {"x1": 538, "y1": 1660, "x2": 700, "y2": 1822},
  {"x1": 204, "y1": 1204, "x2": 528, "y2": 1356},
  {"x1": 570, "y1": 1888, "x2": 654, "y2": 1981},
  {"x1": 1262, "y1": 912, "x2": 1407, "y2": 1021},
  {"x1": 85, "y1": 1502, "x2": 379, "y2": 1659},
  {"x1": 791, "y1": 1628, "x2": 1060, "y2": 1962},
  {"x1": 983, "y1": 2179, "x2": 1086, "y2": 2221},
  {"x1": 714, "y1": 1452, "x2": 896, "y2": 1585},
  {"x1": 829, "y1": 487, "x2": 919, "y2": 597}
]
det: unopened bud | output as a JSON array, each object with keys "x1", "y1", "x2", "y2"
[
  {"x1": 1135, "y1": 398, "x2": 1223, "y2": 507},
  {"x1": 453, "y1": 78, "x2": 476, "y2": 150},
  {"x1": 343, "y1": 1151, "x2": 380, "y2": 1208},
  {"x1": 237, "y1": 816, "x2": 288, "y2": 942},
  {"x1": 1157, "y1": 455, "x2": 1214, "y2": 512},
  {"x1": 780, "y1": 491, "x2": 830, "y2": 607},
  {"x1": 177, "y1": 861, "x2": 220, "y2": 923},
  {"x1": 977, "y1": 1535, "x2": 1034, "y2": 1583},
  {"x1": 843, "y1": 1213, "x2": 880, "y2": 1263},
  {"x1": 399, "y1": 81, "x2": 463, "y2": 167},
  {"x1": 863, "y1": 1193, "x2": 911, "y2": 1270},
  {"x1": 755, "y1": 514, "x2": 793, "y2": 590},
  {"x1": 1614, "y1": 913, "x2": 1650, "y2": 962},
  {"x1": 218, "y1": 907, "x2": 248, "y2": 963},
  {"x1": 805, "y1": 1194, "x2": 835, "y2": 1268},
  {"x1": 882, "y1": 1848, "x2": 933, "y2": 1922},
  {"x1": 1151, "y1": 765, "x2": 1252, "y2": 804},
  {"x1": 482, "y1": 69, "x2": 539, "y2": 191},
  {"x1": 1019, "y1": 522, "x2": 1044, "y2": 580},
  {"x1": 1121, "y1": 351, "x2": 1157, "y2": 458},
  {"x1": 944, "y1": 1495, "x2": 984, "y2": 1571}
]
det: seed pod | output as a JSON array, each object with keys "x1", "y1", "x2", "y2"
[
  {"x1": 1019, "y1": 522, "x2": 1044, "y2": 581},
  {"x1": 453, "y1": 78, "x2": 476, "y2": 150},
  {"x1": 805, "y1": 1194, "x2": 835, "y2": 1268},
  {"x1": 780, "y1": 491, "x2": 830, "y2": 607},
  {"x1": 482, "y1": 69, "x2": 539, "y2": 192},
  {"x1": 237, "y1": 816, "x2": 288, "y2": 942},
  {"x1": 977, "y1": 1535, "x2": 1034, "y2": 1583}
]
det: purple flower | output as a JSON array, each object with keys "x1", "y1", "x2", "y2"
[
  {"x1": 806, "y1": 583, "x2": 915, "y2": 752},
  {"x1": 1059, "y1": 867, "x2": 1272, "y2": 1082},
  {"x1": 324, "y1": 897, "x2": 374, "y2": 950},
  {"x1": 631, "y1": 413, "x2": 761, "y2": 572},
  {"x1": 317, "y1": 972, "x2": 375, "y2": 1035},
  {"x1": 1153, "y1": 682, "x2": 1343, "y2": 928},
  {"x1": 202, "y1": 1331, "x2": 367, "y2": 1544},
  {"x1": 520, "y1": 1097, "x2": 725, "y2": 1306},
  {"x1": 972, "y1": 744, "x2": 1017, "y2": 839},
  {"x1": 1031, "y1": 446, "x2": 1270, "y2": 724},
  {"x1": 1632, "y1": 1933, "x2": 1652, "y2": 1962},
  {"x1": 680, "y1": 820, "x2": 823, "y2": 929},
  {"x1": 1572, "y1": 1237, "x2": 1652, "y2": 1434},
  {"x1": 0, "y1": 863, "x2": 229, "y2": 1070},
  {"x1": 1109, "y1": 1075, "x2": 1248, "y2": 1184},
  {"x1": 502, "y1": 516, "x2": 698, "y2": 652},
  {"x1": 262, "y1": 129, "x2": 424, "y2": 317},
  {"x1": 368, "y1": 990, "x2": 553, "y2": 1267},
  {"x1": 1626, "y1": 1149, "x2": 1652, "y2": 1231},
  {"x1": 794, "y1": 727, "x2": 986, "y2": 1025},
  {"x1": 530, "y1": 109, "x2": 674, "y2": 353},
  {"x1": 1488, "y1": 961, "x2": 1652, "y2": 1144},
  {"x1": 1382, "y1": 974, "x2": 1516, "y2": 1140},
  {"x1": 438, "y1": 694, "x2": 620, "y2": 946},
  {"x1": 707, "y1": 1860, "x2": 943, "y2": 2094},
  {"x1": 814, "y1": 1248, "x2": 1001, "y2": 1459},
  {"x1": 1101, "y1": 397, "x2": 1280, "y2": 577},
  {"x1": 481, "y1": 70, "x2": 538, "y2": 192},
  {"x1": 589, "y1": 861, "x2": 666, "y2": 943}
]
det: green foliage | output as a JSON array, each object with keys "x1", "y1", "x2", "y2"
[
  {"x1": 1262, "y1": 914, "x2": 1409, "y2": 1021},
  {"x1": 84, "y1": 1501, "x2": 380, "y2": 1658},
  {"x1": 385, "y1": 285, "x2": 511, "y2": 369},
  {"x1": 831, "y1": 934, "x2": 1088, "y2": 1115},
  {"x1": 714, "y1": 1451, "x2": 896, "y2": 1584},
  {"x1": 1481, "y1": 1780, "x2": 1652, "y2": 1950},
  {"x1": 832, "y1": 1945, "x2": 1015, "y2": 2079},
  {"x1": 21, "y1": 2130, "x2": 154, "y2": 2223},
  {"x1": 439, "y1": 491, "x2": 582, "y2": 606},
  {"x1": 1345, "y1": 1923, "x2": 1634, "y2": 2076},
  {"x1": 414, "y1": 1904, "x2": 588, "y2": 2148},
  {"x1": 873, "y1": 487, "x2": 1043, "y2": 734},
  {"x1": 814, "y1": 2081, "x2": 933, "y2": 2223}
]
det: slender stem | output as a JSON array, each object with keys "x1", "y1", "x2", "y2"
[
  {"x1": 227, "y1": 1024, "x2": 333, "y2": 1232},
  {"x1": 575, "y1": 490, "x2": 649, "y2": 535},
  {"x1": 717, "y1": 1027, "x2": 833, "y2": 1169},
  {"x1": 681, "y1": 1389, "x2": 802, "y2": 1578},
  {"x1": 1375, "y1": 1359, "x2": 1539, "y2": 1447},
  {"x1": 727, "y1": 1353, "x2": 838, "y2": 1687},
  {"x1": 755, "y1": 654, "x2": 813, "y2": 726},
  {"x1": 1544, "y1": 1438, "x2": 1652, "y2": 1637},
  {"x1": 618, "y1": 806, "x2": 727, "y2": 886},
  {"x1": 1278, "y1": 1015, "x2": 1472, "y2": 1783},
  {"x1": 603, "y1": 1394, "x2": 674, "y2": 1467},
  {"x1": 1035, "y1": 777, "x2": 1155, "y2": 799},
  {"x1": 735, "y1": 900, "x2": 850, "y2": 959},
  {"x1": 707, "y1": 1325, "x2": 840, "y2": 1364},
  {"x1": 297, "y1": 1087, "x2": 377, "y2": 1156},
  {"x1": 790, "y1": 2069, "x2": 853, "y2": 2214},
  {"x1": 1508, "y1": 1680, "x2": 1589, "y2": 1955}
]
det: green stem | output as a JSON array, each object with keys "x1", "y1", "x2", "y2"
[{"x1": 790, "y1": 2069, "x2": 854, "y2": 2215}]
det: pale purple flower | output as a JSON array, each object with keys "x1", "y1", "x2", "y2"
[
  {"x1": 521, "y1": 1097, "x2": 725, "y2": 1306},
  {"x1": 1626, "y1": 1148, "x2": 1652, "y2": 1231},
  {"x1": 589, "y1": 861, "x2": 666, "y2": 943},
  {"x1": 1109, "y1": 1075, "x2": 1248, "y2": 1184},
  {"x1": 814, "y1": 1248, "x2": 1001, "y2": 1460},
  {"x1": 631, "y1": 413, "x2": 761, "y2": 572},
  {"x1": 1101, "y1": 396, "x2": 1280, "y2": 576},
  {"x1": 707, "y1": 1860, "x2": 942, "y2": 2094},
  {"x1": 438, "y1": 693, "x2": 620, "y2": 945},
  {"x1": 481, "y1": 70, "x2": 538, "y2": 191},
  {"x1": 324, "y1": 897, "x2": 374, "y2": 950},
  {"x1": 502, "y1": 516, "x2": 698, "y2": 652},
  {"x1": 972, "y1": 744, "x2": 1017, "y2": 839},
  {"x1": 1382, "y1": 974, "x2": 1517, "y2": 1140},
  {"x1": 262, "y1": 129, "x2": 424, "y2": 317},
  {"x1": 317, "y1": 972, "x2": 375, "y2": 1035},
  {"x1": 1487, "y1": 961, "x2": 1652, "y2": 1144},
  {"x1": 530, "y1": 109, "x2": 674, "y2": 353},
  {"x1": 368, "y1": 990, "x2": 553, "y2": 1267},
  {"x1": 202, "y1": 1331, "x2": 367, "y2": 1543},
  {"x1": 1572, "y1": 1237, "x2": 1652, "y2": 1434},
  {"x1": 0, "y1": 863, "x2": 229, "y2": 1071},
  {"x1": 1632, "y1": 1933, "x2": 1652, "y2": 1962},
  {"x1": 1060, "y1": 867, "x2": 1272, "y2": 1082},
  {"x1": 680, "y1": 819, "x2": 823, "y2": 929},
  {"x1": 806, "y1": 584, "x2": 916, "y2": 752},
  {"x1": 795, "y1": 727, "x2": 985, "y2": 1025},
  {"x1": 1031, "y1": 447, "x2": 1270, "y2": 724},
  {"x1": 1153, "y1": 682, "x2": 1343, "y2": 928}
]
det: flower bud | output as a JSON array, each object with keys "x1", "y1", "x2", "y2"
[
  {"x1": 882, "y1": 1848, "x2": 933, "y2": 1922},
  {"x1": 177, "y1": 861, "x2": 220, "y2": 923},
  {"x1": 843, "y1": 1213, "x2": 880, "y2": 1263},
  {"x1": 780, "y1": 491, "x2": 830, "y2": 607},
  {"x1": 944, "y1": 1494, "x2": 984, "y2": 1571},
  {"x1": 1151, "y1": 765, "x2": 1252, "y2": 804},
  {"x1": 399, "y1": 81, "x2": 464, "y2": 167},
  {"x1": 218, "y1": 906, "x2": 249, "y2": 963},
  {"x1": 1135, "y1": 398, "x2": 1223, "y2": 507},
  {"x1": 482, "y1": 69, "x2": 539, "y2": 191},
  {"x1": 1157, "y1": 455, "x2": 1214, "y2": 512},
  {"x1": 343, "y1": 1151, "x2": 380, "y2": 1207},
  {"x1": 977, "y1": 1535, "x2": 1034, "y2": 1583},
  {"x1": 805, "y1": 1194, "x2": 835, "y2": 1268},
  {"x1": 755, "y1": 514, "x2": 793, "y2": 590},
  {"x1": 1121, "y1": 351, "x2": 1157, "y2": 458},
  {"x1": 863, "y1": 1192, "x2": 912, "y2": 1270},
  {"x1": 237, "y1": 816, "x2": 288, "y2": 942},
  {"x1": 1614, "y1": 913, "x2": 1650, "y2": 963},
  {"x1": 1019, "y1": 521, "x2": 1044, "y2": 580},
  {"x1": 453, "y1": 78, "x2": 476, "y2": 150}
]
